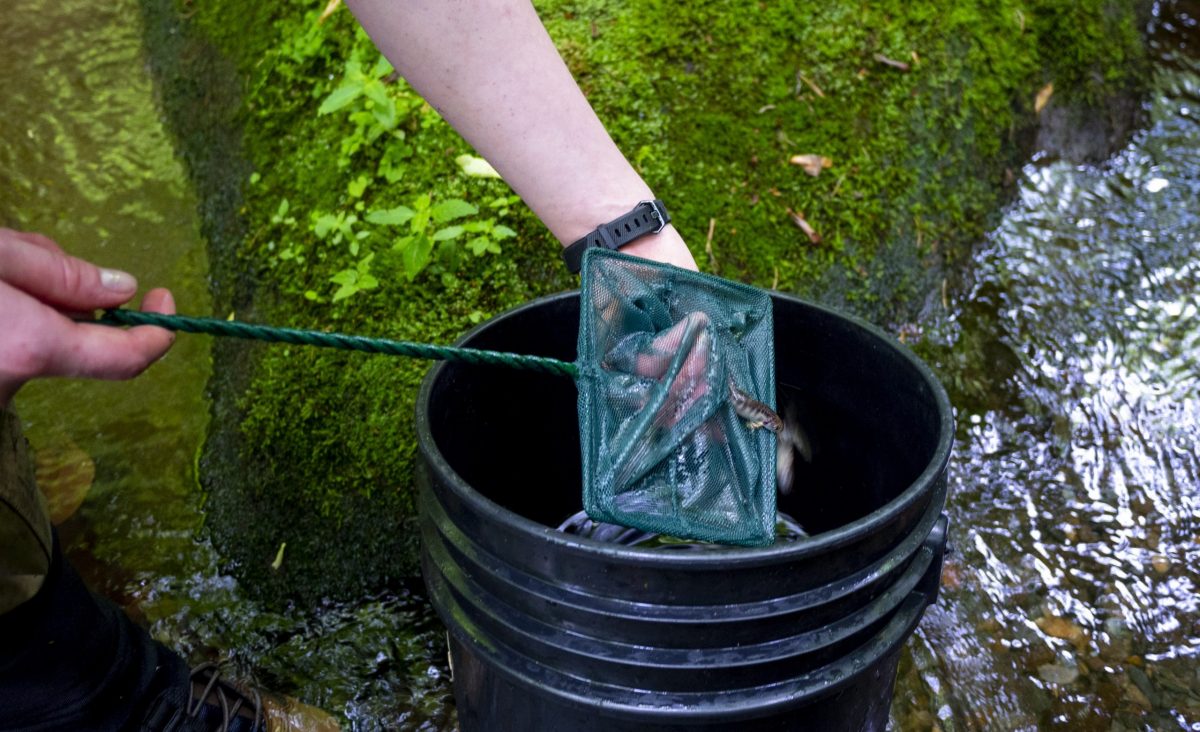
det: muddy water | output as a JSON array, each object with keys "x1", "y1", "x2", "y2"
[
  {"x1": 2, "y1": 0, "x2": 1198, "y2": 730},
  {"x1": 891, "y1": 2, "x2": 1200, "y2": 729}
]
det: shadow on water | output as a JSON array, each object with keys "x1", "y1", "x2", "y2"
[
  {"x1": 3, "y1": 0, "x2": 1198, "y2": 729},
  {"x1": 892, "y1": 1, "x2": 1200, "y2": 729}
]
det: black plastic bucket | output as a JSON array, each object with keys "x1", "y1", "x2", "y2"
[{"x1": 415, "y1": 291, "x2": 953, "y2": 731}]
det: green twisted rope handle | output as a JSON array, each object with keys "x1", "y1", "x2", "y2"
[{"x1": 96, "y1": 309, "x2": 579, "y2": 379}]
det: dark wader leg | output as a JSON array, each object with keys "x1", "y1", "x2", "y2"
[{"x1": 0, "y1": 410, "x2": 187, "y2": 731}]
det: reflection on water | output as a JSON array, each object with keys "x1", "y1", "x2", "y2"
[{"x1": 892, "y1": 2, "x2": 1200, "y2": 729}]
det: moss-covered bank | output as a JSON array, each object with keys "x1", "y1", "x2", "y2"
[{"x1": 140, "y1": 0, "x2": 1148, "y2": 604}]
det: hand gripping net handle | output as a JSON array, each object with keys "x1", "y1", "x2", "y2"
[{"x1": 96, "y1": 309, "x2": 580, "y2": 379}]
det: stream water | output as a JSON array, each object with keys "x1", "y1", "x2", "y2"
[
  {"x1": 2, "y1": 0, "x2": 1197, "y2": 730},
  {"x1": 892, "y1": 2, "x2": 1200, "y2": 728}
]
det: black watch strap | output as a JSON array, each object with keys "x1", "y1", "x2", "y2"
[{"x1": 562, "y1": 199, "x2": 671, "y2": 274}]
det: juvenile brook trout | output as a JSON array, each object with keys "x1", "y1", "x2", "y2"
[{"x1": 728, "y1": 378, "x2": 812, "y2": 495}]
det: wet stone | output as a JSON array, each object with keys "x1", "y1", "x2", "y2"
[
  {"x1": 1128, "y1": 666, "x2": 1159, "y2": 707},
  {"x1": 1038, "y1": 660, "x2": 1080, "y2": 686}
]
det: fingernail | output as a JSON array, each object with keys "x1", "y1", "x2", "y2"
[{"x1": 100, "y1": 268, "x2": 136, "y2": 292}]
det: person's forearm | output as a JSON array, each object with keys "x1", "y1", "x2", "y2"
[{"x1": 346, "y1": 0, "x2": 695, "y2": 269}]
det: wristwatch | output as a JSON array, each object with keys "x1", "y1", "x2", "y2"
[{"x1": 561, "y1": 199, "x2": 671, "y2": 273}]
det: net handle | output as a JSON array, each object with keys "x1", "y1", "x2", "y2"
[{"x1": 93, "y1": 309, "x2": 580, "y2": 379}]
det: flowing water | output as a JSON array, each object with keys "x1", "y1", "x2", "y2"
[
  {"x1": 892, "y1": 2, "x2": 1200, "y2": 728},
  {"x1": 1, "y1": 0, "x2": 1197, "y2": 730}
]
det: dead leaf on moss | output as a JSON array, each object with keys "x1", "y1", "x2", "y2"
[
  {"x1": 789, "y1": 154, "x2": 833, "y2": 177},
  {"x1": 786, "y1": 208, "x2": 821, "y2": 244},
  {"x1": 1035, "y1": 82, "x2": 1055, "y2": 114}
]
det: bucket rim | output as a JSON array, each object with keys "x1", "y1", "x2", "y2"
[{"x1": 415, "y1": 289, "x2": 954, "y2": 567}]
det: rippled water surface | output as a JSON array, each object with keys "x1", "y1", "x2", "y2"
[
  {"x1": 892, "y1": 3, "x2": 1200, "y2": 729},
  {"x1": 2, "y1": 0, "x2": 1198, "y2": 730}
]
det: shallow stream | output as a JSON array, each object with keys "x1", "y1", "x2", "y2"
[{"x1": 2, "y1": 0, "x2": 1197, "y2": 730}]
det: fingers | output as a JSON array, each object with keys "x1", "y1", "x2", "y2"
[
  {"x1": 0, "y1": 228, "x2": 139, "y2": 311},
  {"x1": 1, "y1": 228, "x2": 65, "y2": 254},
  {"x1": 42, "y1": 288, "x2": 176, "y2": 381}
]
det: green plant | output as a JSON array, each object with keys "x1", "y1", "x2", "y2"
[
  {"x1": 328, "y1": 252, "x2": 380, "y2": 302},
  {"x1": 269, "y1": 198, "x2": 307, "y2": 264},
  {"x1": 317, "y1": 52, "x2": 415, "y2": 165},
  {"x1": 368, "y1": 193, "x2": 520, "y2": 280},
  {"x1": 312, "y1": 210, "x2": 369, "y2": 255}
]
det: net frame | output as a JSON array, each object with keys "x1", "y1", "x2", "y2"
[{"x1": 576, "y1": 248, "x2": 778, "y2": 547}]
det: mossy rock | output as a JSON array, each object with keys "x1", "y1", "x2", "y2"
[{"x1": 139, "y1": 0, "x2": 1149, "y2": 605}]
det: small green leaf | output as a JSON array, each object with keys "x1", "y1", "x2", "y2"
[
  {"x1": 304, "y1": 290, "x2": 319, "y2": 301},
  {"x1": 371, "y1": 99, "x2": 397, "y2": 130},
  {"x1": 313, "y1": 213, "x2": 339, "y2": 239},
  {"x1": 332, "y1": 283, "x2": 356, "y2": 302},
  {"x1": 491, "y1": 225, "x2": 517, "y2": 239},
  {"x1": 467, "y1": 236, "x2": 496, "y2": 256},
  {"x1": 432, "y1": 225, "x2": 465, "y2": 241},
  {"x1": 330, "y1": 269, "x2": 357, "y2": 286},
  {"x1": 468, "y1": 310, "x2": 485, "y2": 324},
  {"x1": 455, "y1": 154, "x2": 501, "y2": 178},
  {"x1": 370, "y1": 54, "x2": 394, "y2": 78},
  {"x1": 343, "y1": 58, "x2": 365, "y2": 82},
  {"x1": 411, "y1": 206, "x2": 432, "y2": 233},
  {"x1": 357, "y1": 273, "x2": 379, "y2": 290},
  {"x1": 249, "y1": 172, "x2": 261, "y2": 185},
  {"x1": 402, "y1": 233, "x2": 434, "y2": 280},
  {"x1": 367, "y1": 206, "x2": 415, "y2": 226},
  {"x1": 347, "y1": 176, "x2": 370, "y2": 198},
  {"x1": 318, "y1": 83, "x2": 363, "y2": 115},
  {"x1": 431, "y1": 199, "x2": 478, "y2": 223},
  {"x1": 363, "y1": 80, "x2": 391, "y2": 110}
]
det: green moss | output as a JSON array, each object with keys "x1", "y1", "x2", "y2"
[{"x1": 140, "y1": 0, "x2": 1148, "y2": 604}]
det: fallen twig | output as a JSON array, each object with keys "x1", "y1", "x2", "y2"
[
  {"x1": 786, "y1": 209, "x2": 822, "y2": 244},
  {"x1": 705, "y1": 217, "x2": 718, "y2": 271},
  {"x1": 831, "y1": 172, "x2": 848, "y2": 197},
  {"x1": 318, "y1": 0, "x2": 341, "y2": 24},
  {"x1": 795, "y1": 72, "x2": 826, "y2": 98},
  {"x1": 873, "y1": 53, "x2": 910, "y2": 72}
]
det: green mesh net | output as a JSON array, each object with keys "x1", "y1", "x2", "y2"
[{"x1": 576, "y1": 248, "x2": 777, "y2": 547}]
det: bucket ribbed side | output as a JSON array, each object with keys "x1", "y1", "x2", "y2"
[{"x1": 414, "y1": 291, "x2": 954, "y2": 730}]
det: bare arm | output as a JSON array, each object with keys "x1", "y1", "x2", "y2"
[{"x1": 345, "y1": 0, "x2": 697, "y2": 270}]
